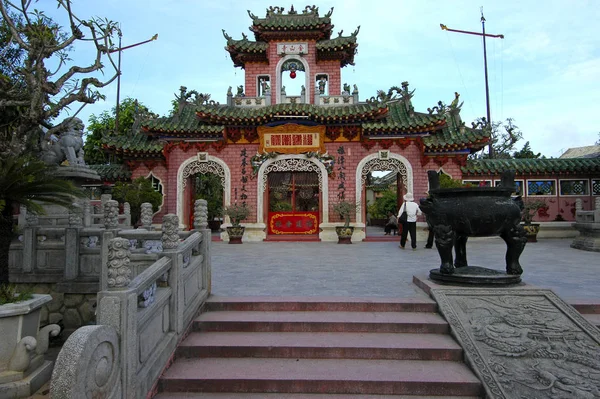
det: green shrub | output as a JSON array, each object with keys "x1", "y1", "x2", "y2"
[
  {"x1": 0, "y1": 284, "x2": 33, "y2": 305},
  {"x1": 112, "y1": 177, "x2": 163, "y2": 226}
]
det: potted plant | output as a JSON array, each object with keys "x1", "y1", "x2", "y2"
[
  {"x1": 332, "y1": 200, "x2": 356, "y2": 244},
  {"x1": 223, "y1": 202, "x2": 251, "y2": 244},
  {"x1": 521, "y1": 198, "x2": 548, "y2": 242}
]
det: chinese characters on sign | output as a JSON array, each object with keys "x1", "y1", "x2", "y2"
[
  {"x1": 258, "y1": 124, "x2": 326, "y2": 154},
  {"x1": 266, "y1": 133, "x2": 316, "y2": 147},
  {"x1": 240, "y1": 148, "x2": 248, "y2": 204},
  {"x1": 264, "y1": 133, "x2": 320, "y2": 151},
  {"x1": 277, "y1": 42, "x2": 308, "y2": 55},
  {"x1": 337, "y1": 146, "x2": 346, "y2": 200}
]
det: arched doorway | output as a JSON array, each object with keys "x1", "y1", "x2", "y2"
[
  {"x1": 356, "y1": 152, "x2": 413, "y2": 239},
  {"x1": 177, "y1": 155, "x2": 230, "y2": 229},
  {"x1": 267, "y1": 172, "x2": 319, "y2": 235},
  {"x1": 257, "y1": 155, "x2": 329, "y2": 239}
]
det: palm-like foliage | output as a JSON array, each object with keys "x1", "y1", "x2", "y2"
[{"x1": 0, "y1": 156, "x2": 85, "y2": 284}]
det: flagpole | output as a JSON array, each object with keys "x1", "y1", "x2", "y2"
[{"x1": 441, "y1": 9, "x2": 504, "y2": 156}]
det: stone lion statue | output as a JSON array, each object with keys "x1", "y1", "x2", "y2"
[{"x1": 41, "y1": 118, "x2": 86, "y2": 166}]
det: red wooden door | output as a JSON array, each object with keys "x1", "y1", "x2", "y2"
[{"x1": 267, "y1": 172, "x2": 319, "y2": 235}]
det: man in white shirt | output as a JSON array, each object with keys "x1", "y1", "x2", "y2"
[{"x1": 397, "y1": 193, "x2": 422, "y2": 250}]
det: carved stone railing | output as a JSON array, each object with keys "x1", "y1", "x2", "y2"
[
  {"x1": 231, "y1": 95, "x2": 270, "y2": 107},
  {"x1": 51, "y1": 215, "x2": 211, "y2": 398},
  {"x1": 315, "y1": 94, "x2": 356, "y2": 105},
  {"x1": 571, "y1": 197, "x2": 600, "y2": 252},
  {"x1": 16, "y1": 197, "x2": 131, "y2": 229}
]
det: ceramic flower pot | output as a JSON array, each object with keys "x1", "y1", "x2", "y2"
[
  {"x1": 226, "y1": 226, "x2": 245, "y2": 244},
  {"x1": 522, "y1": 223, "x2": 540, "y2": 243},
  {"x1": 335, "y1": 226, "x2": 354, "y2": 244}
]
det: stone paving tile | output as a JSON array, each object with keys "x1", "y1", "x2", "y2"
[{"x1": 211, "y1": 237, "x2": 600, "y2": 300}]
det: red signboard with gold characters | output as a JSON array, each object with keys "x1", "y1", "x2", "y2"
[
  {"x1": 268, "y1": 212, "x2": 319, "y2": 235},
  {"x1": 258, "y1": 124, "x2": 326, "y2": 154}
]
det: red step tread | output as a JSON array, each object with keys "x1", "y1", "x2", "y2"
[
  {"x1": 155, "y1": 393, "x2": 481, "y2": 399},
  {"x1": 569, "y1": 299, "x2": 600, "y2": 314},
  {"x1": 194, "y1": 311, "x2": 448, "y2": 333},
  {"x1": 206, "y1": 296, "x2": 437, "y2": 312},
  {"x1": 159, "y1": 358, "x2": 481, "y2": 396},
  {"x1": 177, "y1": 331, "x2": 462, "y2": 360}
]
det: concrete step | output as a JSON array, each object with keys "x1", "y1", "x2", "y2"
[
  {"x1": 193, "y1": 311, "x2": 448, "y2": 334},
  {"x1": 159, "y1": 358, "x2": 482, "y2": 396},
  {"x1": 155, "y1": 393, "x2": 481, "y2": 399},
  {"x1": 176, "y1": 331, "x2": 462, "y2": 361},
  {"x1": 206, "y1": 296, "x2": 437, "y2": 313}
]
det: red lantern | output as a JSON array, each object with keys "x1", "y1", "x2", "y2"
[{"x1": 290, "y1": 71, "x2": 296, "y2": 79}]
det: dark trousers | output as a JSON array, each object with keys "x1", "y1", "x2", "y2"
[
  {"x1": 384, "y1": 223, "x2": 398, "y2": 235},
  {"x1": 400, "y1": 222, "x2": 417, "y2": 248},
  {"x1": 426, "y1": 229, "x2": 434, "y2": 248}
]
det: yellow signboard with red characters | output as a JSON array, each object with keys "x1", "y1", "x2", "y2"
[{"x1": 258, "y1": 124, "x2": 326, "y2": 154}]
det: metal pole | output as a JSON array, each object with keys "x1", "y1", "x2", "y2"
[
  {"x1": 115, "y1": 29, "x2": 122, "y2": 135},
  {"x1": 481, "y1": 11, "x2": 493, "y2": 157}
]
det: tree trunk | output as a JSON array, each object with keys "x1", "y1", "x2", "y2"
[{"x1": 0, "y1": 204, "x2": 15, "y2": 285}]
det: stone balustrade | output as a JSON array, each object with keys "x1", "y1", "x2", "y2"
[
  {"x1": 51, "y1": 214, "x2": 211, "y2": 399},
  {"x1": 315, "y1": 94, "x2": 356, "y2": 105},
  {"x1": 571, "y1": 197, "x2": 600, "y2": 252}
]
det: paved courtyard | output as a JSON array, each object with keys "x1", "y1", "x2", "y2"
[{"x1": 211, "y1": 236, "x2": 599, "y2": 300}]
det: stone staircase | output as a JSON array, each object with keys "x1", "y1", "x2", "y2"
[{"x1": 154, "y1": 297, "x2": 483, "y2": 398}]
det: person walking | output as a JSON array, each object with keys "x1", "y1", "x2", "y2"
[{"x1": 398, "y1": 193, "x2": 422, "y2": 250}]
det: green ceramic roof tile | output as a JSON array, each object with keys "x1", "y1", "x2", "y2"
[
  {"x1": 423, "y1": 125, "x2": 490, "y2": 150},
  {"x1": 224, "y1": 36, "x2": 268, "y2": 53},
  {"x1": 249, "y1": 6, "x2": 333, "y2": 34},
  {"x1": 88, "y1": 164, "x2": 132, "y2": 180},
  {"x1": 196, "y1": 102, "x2": 388, "y2": 124},
  {"x1": 362, "y1": 102, "x2": 445, "y2": 134},
  {"x1": 316, "y1": 34, "x2": 358, "y2": 51},
  {"x1": 143, "y1": 105, "x2": 225, "y2": 136},
  {"x1": 462, "y1": 158, "x2": 600, "y2": 175},
  {"x1": 102, "y1": 132, "x2": 163, "y2": 154}
]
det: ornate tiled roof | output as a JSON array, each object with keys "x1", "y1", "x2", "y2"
[
  {"x1": 222, "y1": 31, "x2": 268, "y2": 68},
  {"x1": 142, "y1": 105, "x2": 225, "y2": 138},
  {"x1": 224, "y1": 7, "x2": 358, "y2": 68},
  {"x1": 462, "y1": 158, "x2": 600, "y2": 175},
  {"x1": 362, "y1": 103, "x2": 446, "y2": 135},
  {"x1": 315, "y1": 28, "x2": 360, "y2": 67},
  {"x1": 88, "y1": 164, "x2": 132, "y2": 181},
  {"x1": 423, "y1": 126, "x2": 490, "y2": 152},
  {"x1": 249, "y1": 6, "x2": 334, "y2": 41},
  {"x1": 195, "y1": 102, "x2": 388, "y2": 125},
  {"x1": 102, "y1": 132, "x2": 163, "y2": 158}
]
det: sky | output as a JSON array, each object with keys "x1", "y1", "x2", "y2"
[{"x1": 40, "y1": 0, "x2": 600, "y2": 158}]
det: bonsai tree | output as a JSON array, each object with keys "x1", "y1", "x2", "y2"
[
  {"x1": 332, "y1": 200, "x2": 356, "y2": 228},
  {"x1": 223, "y1": 202, "x2": 251, "y2": 227},
  {"x1": 521, "y1": 198, "x2": 548, "y2": 225},
  {"x1": 0, "y1": 156, "x2": 85, "y2": 285}
]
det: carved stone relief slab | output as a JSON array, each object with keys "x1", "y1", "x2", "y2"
[{"x1": 431, "y1": 288, "x2": 600, "y2": 399}]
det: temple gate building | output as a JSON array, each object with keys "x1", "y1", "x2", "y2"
[{"x1": 99, "y1": 5, "x2": 600, "y2": 241}]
